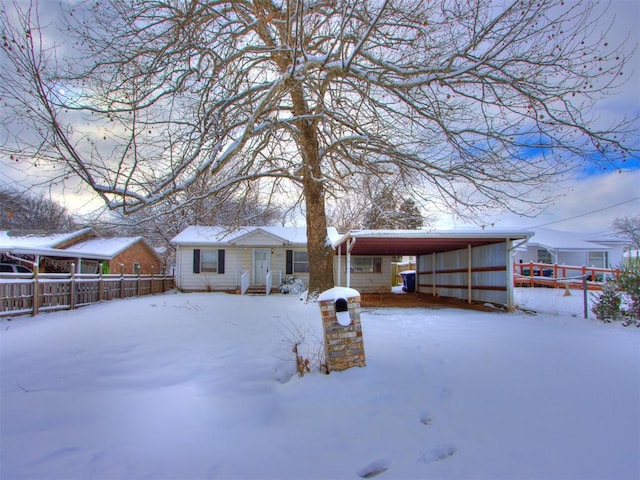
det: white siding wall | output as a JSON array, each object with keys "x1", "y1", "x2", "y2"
[
  {"x1": 334, "y1": 255, "x2": 394, "y2": 293},
  {"x1": 175, "y1": 246, "x2": 240, "y2": 292},
  {"x1": 175, "y1": 245, "x2": 310, "y2": 292},
  {"x1": 514, "y1": 246, "x2": 621, "y2": 268}
]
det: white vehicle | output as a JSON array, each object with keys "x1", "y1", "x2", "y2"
[{"x1": 0, "y1": 263, "x2": 33, "y2": 273}]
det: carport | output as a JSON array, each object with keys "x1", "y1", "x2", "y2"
[{"x1": 333, "y1": 230, "x2": 532, "y2": 309}]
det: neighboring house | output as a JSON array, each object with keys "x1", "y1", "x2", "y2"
[
  {"x1": 61, "y1": 237, "x2": 163, "y2": 274},
  {"x1": 513, "y1": 228, "x2": 628, "y2": 268},
  {"x1": 171, "y1": 226, "x2": 340, "y2": 293},
  {"x1": 0, "y1": 229, "x2": 163, "y2": 274}
]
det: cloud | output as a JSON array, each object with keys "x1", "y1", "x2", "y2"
[{"x1": 438, "y1": 169, "x2": 640, "y2": 234}]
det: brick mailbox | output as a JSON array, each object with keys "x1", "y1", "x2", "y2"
[{"x1": 318, "y1": 287, "x2": 366, "y2": 372}]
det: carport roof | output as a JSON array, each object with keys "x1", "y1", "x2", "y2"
[{"x1": 332, "y1": 229, "x2": 533, "y2": 256}]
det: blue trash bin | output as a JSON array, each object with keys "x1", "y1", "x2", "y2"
[{"x1": 400, "y1": 270, "x2": 416, "y2": 293}]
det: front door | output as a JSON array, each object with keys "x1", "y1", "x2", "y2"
[{"x1": 253, "y1": 249, "x2": 271, "y2": 285}]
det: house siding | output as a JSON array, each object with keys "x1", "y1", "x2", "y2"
[
  {"x1": 175, "y1": 245, "x2": 310, "y2": 292},
  {"x1": 334, "y1": 255, "x2": 394, "y2": 294}
]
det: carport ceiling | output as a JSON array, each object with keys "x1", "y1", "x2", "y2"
[{"x1": 335, "y1": 232, "x2": 532, "y2": 257}]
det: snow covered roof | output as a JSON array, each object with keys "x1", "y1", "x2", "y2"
[
  {"x1": 526, "y1": 228, "x2": 615, "y2": 251},
  {"x1": 332, "y1": 229, "x2": 533, "y2": 256},
  {"x1": 67, "y1": 237, "x2": 152, "y2": 258},
  {"x1": 171, "y1": 226, "x2": 341, "y2": 246},
  {"x1": 0, "y1": 228, "x2": 92, "y2": 250},
  {"x1": 0, "y1": 229, "x2": 158, "y2": 261}
]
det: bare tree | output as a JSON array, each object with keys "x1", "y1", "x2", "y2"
[
  {"x1": 0, "y1": 186, "x2": 78, "y2": 231},
  {"x1": 613, "y1": 215, "x2": 640, "y2": 249},
  {"x1": 95, "y1": 189, "x2": 282, "y2": 248},
  {"x1": 1, "y1": 0, "x2": 637, "y2": 294}
]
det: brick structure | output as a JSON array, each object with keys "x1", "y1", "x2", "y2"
[
  {"x1": 109, "y1": 240, "x2": 162, "y2": 275},
  {"x1": 318, "y1": 287, "x2": 366, "y2": 372}
]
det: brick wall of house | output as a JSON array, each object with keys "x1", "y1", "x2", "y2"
[{"x1": 109, "y1": 241, "x2": 162, "y2": 275}]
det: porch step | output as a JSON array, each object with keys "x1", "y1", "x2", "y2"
[{"x1": 245, "y1": 285, "x2": 268, "y2": 295}]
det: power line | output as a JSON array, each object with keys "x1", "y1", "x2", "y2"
[{"x1": 531, "y1": 197, "x2": 640, "y2": 228}]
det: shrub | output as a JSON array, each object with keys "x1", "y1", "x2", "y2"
[
  {"x1": 280, "y1": 276, "x2": 306, "y2": 295},
  {"x1": 591, "y1": 281, "x2": 621, "y2": 323},
  {"x1": 591, "y1": 257, "x2": 640, "y2": 326},
  {"x1": 617, "y1": 257, "x2": 640, "y2": 323}
]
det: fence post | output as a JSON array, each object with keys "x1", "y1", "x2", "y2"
[
  {"x1": 32, "y1": 265, "x2": 40, "y2": 316},
  {"x1": 529, "y1": 262, "x2": 534, "y2": 288},
  {"x1": 582, "y1": 274, "x2": 588, "y2": 319},
  {"x1": 98, "y1": 262, "x2": 104, "y2": 302},
  {"x1": 70, "y1": 263, "x2": 76, "y2": 310},
  {"x1": 119, "y1": 263, "x2": 125, "y2": 298}
]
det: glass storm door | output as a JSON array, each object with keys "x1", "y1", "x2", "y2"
[{"x1": 253, "y1": 249, "x2": 271, "y2": 285}]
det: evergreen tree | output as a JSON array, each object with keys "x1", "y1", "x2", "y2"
[{"x1": 398, "y1": 199, "x2": 424, "y2": 230}]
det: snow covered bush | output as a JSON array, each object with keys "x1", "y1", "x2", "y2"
[
  {"x1": 617, "y1": 257, "x2": 640, "y2": 325},
  {"x1": 280, "y1": 277, "x2": 306, "y2": 295},
  {"x1": 591, "y1": 282, "x2": 621, "y2": 323},
  {"x1": 591, "y1": 258, "x2": 640, "y2": 326}
]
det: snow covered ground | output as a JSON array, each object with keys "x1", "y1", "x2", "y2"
[{"x1": 1, "y1": 291, "x2": 638, "y2": 479}]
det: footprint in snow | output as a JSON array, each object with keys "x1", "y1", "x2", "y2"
[
  {"x1": 357, "y1": 459, "x2": 391, "y2": 478},
  {"x1": 419, "y1": 412, "x2": 433, "y2": 426},
  {"x1": 420, "y1": 444, "x2": 457, "y2": 464}
]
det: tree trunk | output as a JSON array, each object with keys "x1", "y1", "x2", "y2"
[{"x1": 290, "y1": 83, "x2": 335, "y2": 296}]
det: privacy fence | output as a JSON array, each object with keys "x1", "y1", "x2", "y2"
[{"x1": 1, "y1": 272, "x2": 174, "y2": 317}]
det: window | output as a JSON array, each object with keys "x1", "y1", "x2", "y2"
[
  {"x1": 133, "y1": 262, "x2": 141, "y2": 274},
  {"x1": 588, "y1": 251, "x2": 606, "y2": 268},
  {"x1": 286, "y1": 250, "x2": 309, "y2": 274},
  {"x1": 537, "y1": 249, "x2": 552, "y2": 264},
  {"x1": 293, "y1": 251, "x2": 309, "y2": 273},
  {"x1": 200, "y1": 250, "x2": 218, "y2": 273},
  {"x1": 350, "y1": 257, "x2": 382, "y2": 273},
  {"x1": 193, "y1": 249, "x2": 225, "y2": 274}
]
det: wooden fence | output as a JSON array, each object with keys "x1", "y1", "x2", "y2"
[
  {"x1": 513, "y1": 262, "x2": 619, "y2": 290},
  {"x1": 0, "y1": 272, "x2": 174, "y2": 317}
]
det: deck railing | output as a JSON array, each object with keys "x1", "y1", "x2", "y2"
[
  {"x1": 0, "y1": 271, "x2": 174, "y2": 317},
  {"x1": 513, "y1": 262, "x2": 619, "y2": 290}
]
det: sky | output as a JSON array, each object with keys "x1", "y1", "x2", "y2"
[
  {"x1": 1, "y1": 291, "x2": 638, "y2": 479},
  {"x1": 1, "y1": 0, "x2": 639, "y2": 234},
  {"x1": 436, "y1": 168, "x2": 640, "y2": 234}
]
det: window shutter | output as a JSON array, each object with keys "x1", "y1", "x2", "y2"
[
  {"x1": 218, "y1": 249, "x2": 225, "y2": 274},
  {"x1": 193, "y1": 249, "x2": 201, "y2": 273},
  {"x1": 286, "y1": 250, "x2": 293, "y2": 275}
]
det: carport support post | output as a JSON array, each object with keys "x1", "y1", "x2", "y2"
[
  {"x1": 346, "y1": 237, "x2": 356, "y2": 288},
  {"x1": 432, "y1": 252, "x2": 436, "y2": 296},
  {"x1": 506, "y1": 239, "x2": 513, "y2": 310},
  {"x1": 467, "y1": 244, "x2": 472, "y2": 304}
]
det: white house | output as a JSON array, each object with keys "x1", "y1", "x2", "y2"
[
  {"x1": 512, "y1": 228, "x2": 628, "y2": 269},
  {"x1": 171, "y1": 226, "x2": 340, "y2": 293}
]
